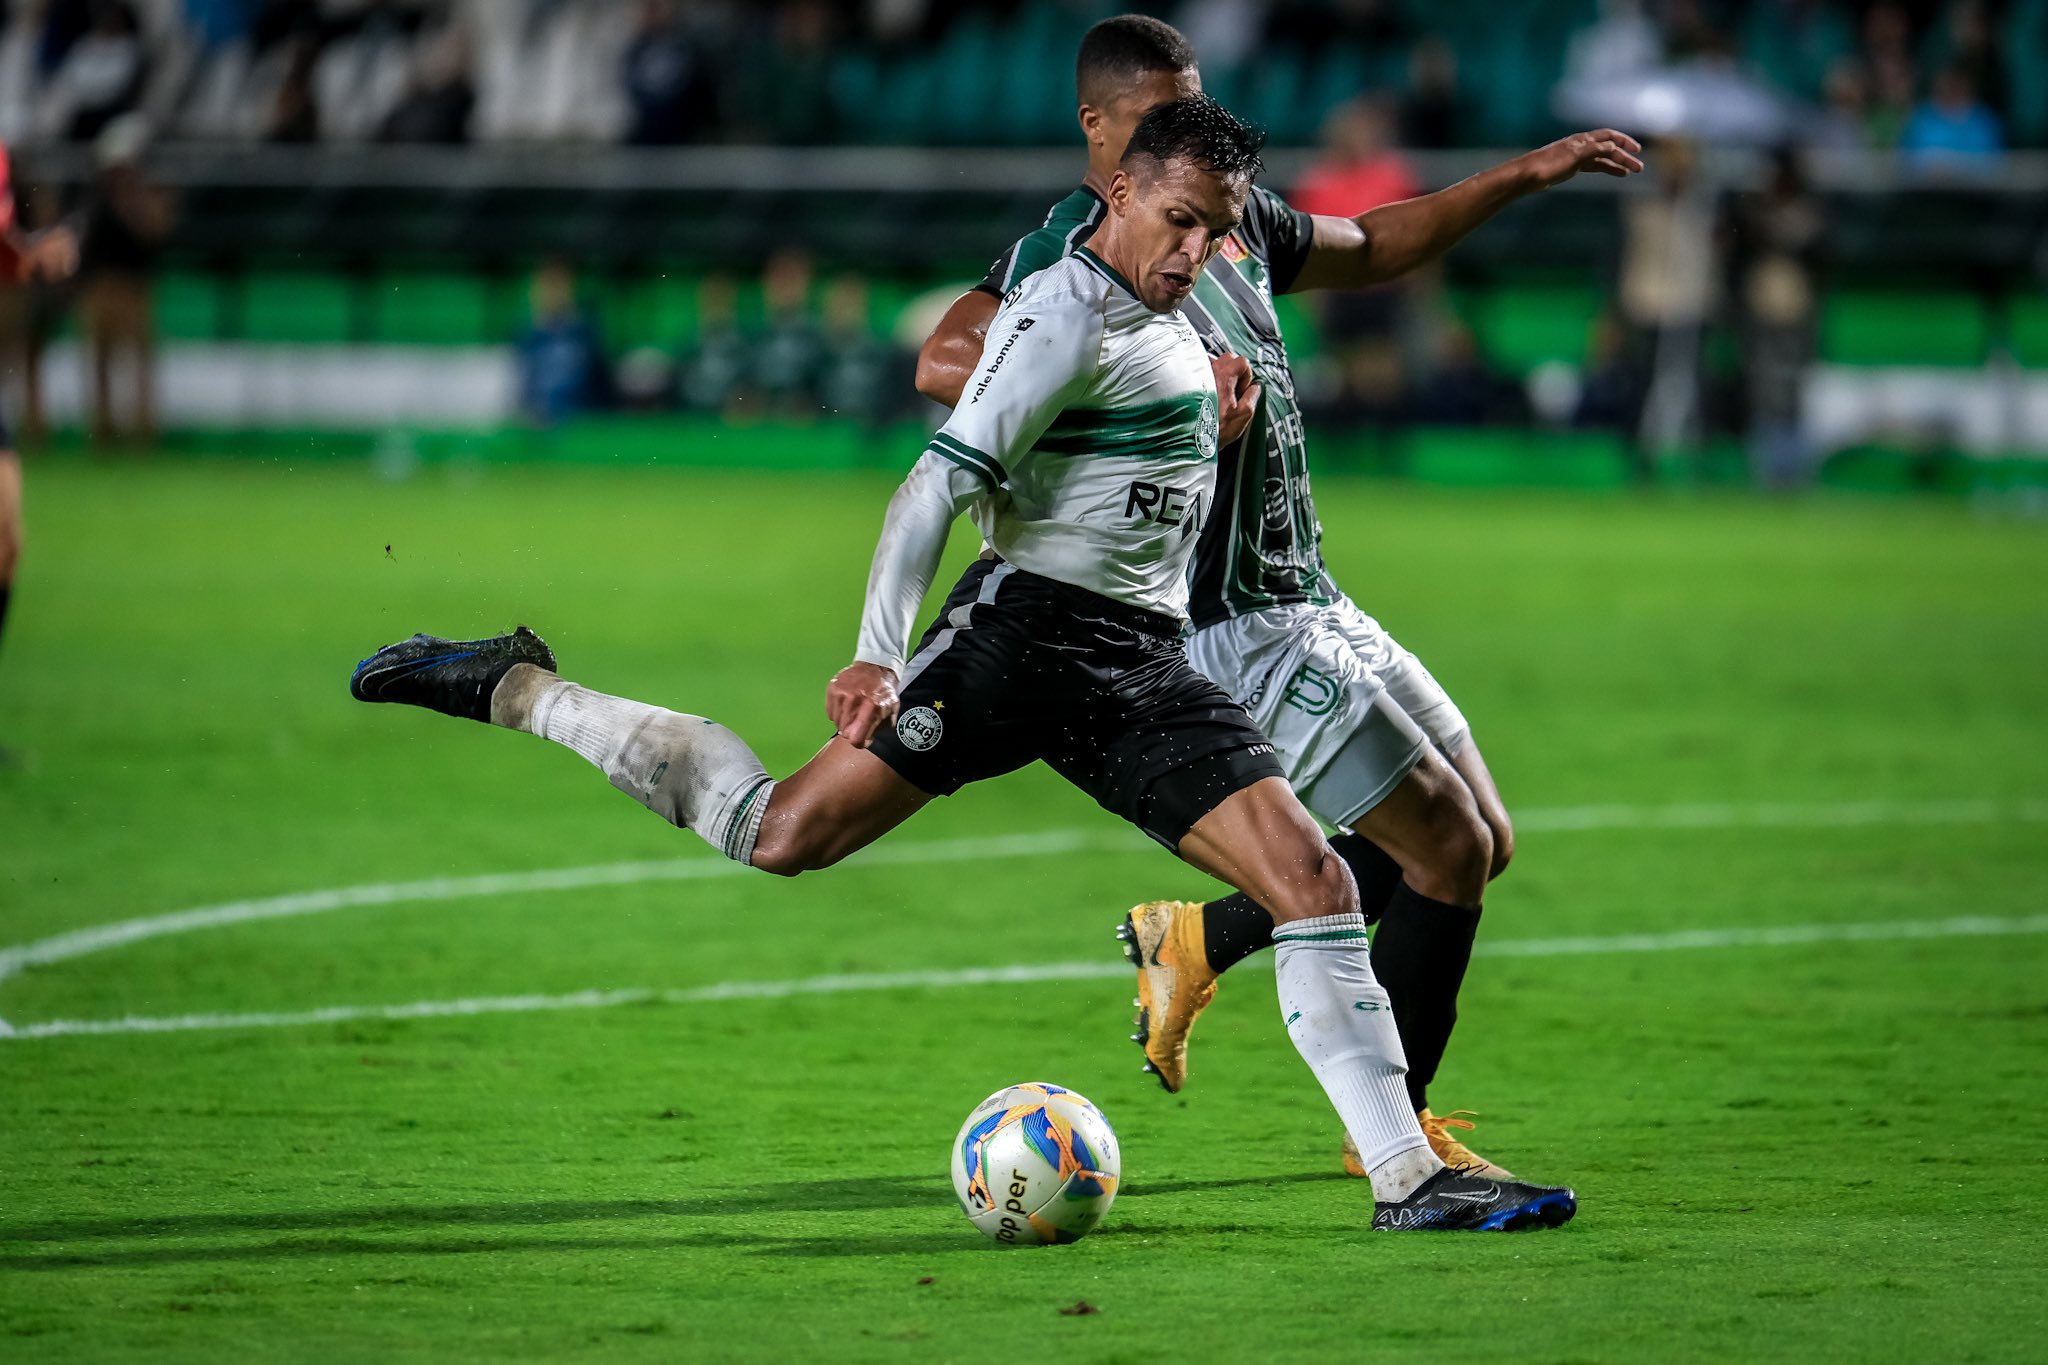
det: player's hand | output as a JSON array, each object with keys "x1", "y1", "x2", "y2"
[
  {"x1": 1210, "y1": 352, "x2": 1261, "y2": 448},
  {"x1": 16, "y1": 226, "x2": 79, "y2": 283},
  {"x1": 1519, "y1": 130, "x2": 1645, "y2": 189},
  {"x1": 826, "y1": 661, "x2": 901, "y2": 749}
]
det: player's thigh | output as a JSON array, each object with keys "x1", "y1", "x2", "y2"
[
  {"x1": 1325, "y1": 597, "x2": 1472, "y2": 756},
  {"x1": 1347, "y1": 746, "x2": 1491, "y2": 890},
  {"x1": 755, "y1": 735, "x2": 932, "y2": 873},
  {"x1": 1446, "y1": 737, "x2": 1513, "y2": 874},
  {"x1": 1191, "y1": 604, "x2": 1405, "y2": 819},
  {"x1": 1176, "y1": 776, "x2": 1357, "y2": 925}
]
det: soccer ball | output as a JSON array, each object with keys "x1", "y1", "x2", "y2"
[{"x1": 949, "y1": 1082, "x2": 1120, "y2": 1246}]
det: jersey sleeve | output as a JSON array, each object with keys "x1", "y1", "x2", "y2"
[
  {"x1": 1235, "y1": 185, "x2": 1315, "y2": 295},
  {"x1": 924, "y1": 289, "x2": 1101, "y2": 492}
]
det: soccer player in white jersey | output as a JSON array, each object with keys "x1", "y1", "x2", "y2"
[
  {"x1": 917, "y1": 16, "x2": 1642, "y2": 1179},
  {"x1": 351, "y1": 97, "x2": 1574, "y2": 1232}
]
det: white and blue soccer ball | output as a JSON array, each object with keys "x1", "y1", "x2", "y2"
[{"x1": 949, "y1": 1082, "x2": 1120, "y2": 1246}]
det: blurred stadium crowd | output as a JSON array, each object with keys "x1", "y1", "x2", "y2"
[
  {"x1": 2, "y1": 1, "x2": 2044, "y2": 490},
  {"x1": 0, "y1": 0, "x2": 2041, "y2": 152}
]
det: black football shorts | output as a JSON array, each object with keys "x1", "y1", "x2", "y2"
[{"x1": 868, "y1": 558, "x2": 1286, "y2": 848}]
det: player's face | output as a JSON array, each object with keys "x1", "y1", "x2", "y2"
[{"x1": 1107, "y1": 159, "x2": 1248, "y2": 313}]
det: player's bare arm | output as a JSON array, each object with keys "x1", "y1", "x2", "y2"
[
  {"x1": 1287, "y1": 129, "x2": 1644, "y2": 294},
  {"x1": 914, "y1": 290, "x2": 1000, "y2": 407}
]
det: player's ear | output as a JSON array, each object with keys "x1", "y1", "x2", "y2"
[
  {"x1": 1105, "y1": 168, "x2": 1135, "y2": 215},
  {"x1": 1078, "y1": 102, "x2": 1104, "y2": 151}
]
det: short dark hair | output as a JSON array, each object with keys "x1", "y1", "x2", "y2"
[
  {"x1": 1076, "y1": 15, "x2": 1197, "y2": 105},
  {"x1": 1121, "y1": 95, "x2": 1265, "y2": 184}
]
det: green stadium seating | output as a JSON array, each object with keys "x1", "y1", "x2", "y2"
[
  {"x1": 154, "y1": 271, "x2": 224, "y2": 341},
  {"x1": 369, "y1": 272, "x2": 495, "y2": 345},
  {"x1": 1465, "y1": 282, "x2": 1604, "y2": 374},
  {"x1": 239, "y1": 271, "x2": 354, "y2": 344},
  {"x1": 2006, "y1": 294, "x2": 2048, "y2": 368},
  {"x1": 1820, "y1": 291, "x2": 1991, "y2": 367}
]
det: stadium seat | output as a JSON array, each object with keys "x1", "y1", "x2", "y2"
[
  {"x1": 2008, "y1": 294, "x2": 2048, "y2": 369},
  {"x1": 369, "y1": 273, "x2": 495, "y2": 346},
  {"x1": 1466, "y1": 282, "x2": 1605, "y2": 375},
  {"x1": 1820, "y1": 291, "x2": 1991, "y2": 367},
  {"x1": 238, "y1": 271, "x2": 356, "y2": 345},
  {"x1": 154, "y1": 271, "x2": 225, "y2": 342}
]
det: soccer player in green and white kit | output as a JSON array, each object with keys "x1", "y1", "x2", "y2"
[
  {"x1": 351, "y1": 97, "x2": 1575, "y2": 1232},
  {"x1": 916, "y1": 17, "x2": 1642, "y2": 1179}
]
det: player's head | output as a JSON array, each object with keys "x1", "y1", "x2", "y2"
[
  {"x1": 1101, "y1": 95, "x2": 1263, "y2": 313},
  {"x1": 1076, "y1": 15, "x2": 1201, "y2": 169}
]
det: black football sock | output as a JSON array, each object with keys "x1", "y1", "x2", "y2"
[
  {"x1": 1199, "y1": 834, "x2": 1409, "y2": 972},
  {"x1": 1328, "y1": 831, "x2": 1403, "y2": 923},
  {"x1": 1370, "y1": 881, "x2": 1483, "y2": 1113},
  {"x1": 1200, "y1": 892, "x2": 1275, "y2": 972},
  {"x1": 0, "y1": 582, "x2": 10, "y2": 650}
]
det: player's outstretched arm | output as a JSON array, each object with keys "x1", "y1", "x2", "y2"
[
  {"x1": 915, "y1": 290, "x2": 1002, "y2": 407},
  {"x1": 833, "y1": 454, "x2": 986, "y2": 747},
  {"x1": 1287, "y1": 130, "x2": 1644, "y2": 294}
]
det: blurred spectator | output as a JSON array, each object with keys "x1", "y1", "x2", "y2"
[
  {"x1": 621, "y1": 0, "x2": 715, "y2": 146},
  {"x1": 514, "y1": 259, "x2": 608, "y2": 426},
  {"x1": 378, "y1": 23, "x2": 474, "y2": 143},
  {"x1": 46, "y1": 0, "x2": 147, "y2": 142},
  {"x1": 816, "y1": 273, "x2": 912, "y2": 428},
  {"x1": 1860, "y1": 0, "x2": 1917, "y2": 147},
  {"x1": 1399, "y1": 37, "x2": 1461, "y2": 150},
  {"x1": 731, "y1": 1, "x2": 837, "y2": 144},
  {"x1": 1925, "y1": 0, "x2": 2005, "y2": 121},
  {"x1": 1564, "y1": 0, "x2": 1660, "y2": 86},
  {"x1": 1407, "y1": 321, "x2": 1523, "y2": 426},
  {"x1": 1573, "y1": 311, "x2": 1638, "y2": 431},
  {"x1": 76, "y1": 114, "x2": 174, "y2": 448},
  {"x1": 1728, "y1": 146, "x2": 1825, "y2": 489},
  {"x1": 752, "y1": 247, "x2": 825, "y2": 418},
  {"x1": 679, "y1": 273, "x2": 752, "y2": 417},
  {"x1": 1291, "y1": 98, "x2": 1424, "y2": 426},
  {"x1": 1901, "y1": 63, "x2": 2003, "y2": 176},
  {"x1": 1291, "y1": 97, "x2": 1420, "y2": 224},
  {"x1": 263, "y1": 31, "x2": 321, "y2": 142},
  {"x1": 1809, "y1": 58, "x2": 1873, "y2": 150},
  {"x1": 1616, "y1": 138, "x2": 1717, "y2": 468},
  {"x1": 1744, "y1": 0, "x2": 1855, "y2": 103},
  {"x1": 0, "y1": 146, "x2": 66, "y2": 446}
]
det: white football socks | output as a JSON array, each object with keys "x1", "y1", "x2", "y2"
[
  {"x1": 491, "y1": 664, "x2": 773, "y2": 865},
  {"x1": 1273, "y1": 911, "x2": 1443, "y2": 1204}
]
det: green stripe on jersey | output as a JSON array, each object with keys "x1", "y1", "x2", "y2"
[
  {"x1": 927, "y1": 435, "x2": 1003, "y2": 488},
  {"x1": 1034, "y1": 392, "x2": 1215, "y2": 462}
]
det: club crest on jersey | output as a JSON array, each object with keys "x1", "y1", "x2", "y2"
[
  {"x1": 1219, "y1": 235, "x2": 1247, "y2": 264},
  {"x1": 1197, "y1": 393, "x2": 1220, "y2": 460},
  {"x1": 896, "y1": 705, "x2": 944, "y2": 751}
]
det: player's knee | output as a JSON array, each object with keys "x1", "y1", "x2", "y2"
[
  {"x1": 1411, "y1": 796, "x2": 1491, "y2": 902},
  {"x1": 1487, "y1": 816, "x2": 1515, "y2": 880},
  {"x1": 749, "y1": 824, "x2": 852, "y2": 878}
]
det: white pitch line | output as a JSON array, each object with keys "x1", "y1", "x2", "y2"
[
  {"x1": 6, "y1": 913, "x2": 2044, "y2": 1041},
  {"x1": 2, "y1": 797, "x2": 2042, "y2": 988},
  {"x1": 0, "y1": 828, "x2": 1116, "y2": 985}
]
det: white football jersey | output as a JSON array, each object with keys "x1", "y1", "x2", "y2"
[{"x1": 923, "y1": 248, "x2": 1221, "y2": 620}]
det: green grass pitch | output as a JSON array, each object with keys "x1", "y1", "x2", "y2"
[{"x1": 2, "y1": 457, "x2": 2045, "y2": 1362}]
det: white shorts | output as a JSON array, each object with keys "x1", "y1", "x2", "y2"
[{"x1": 1185, "y1": 596, "x2": 1471, "y2": 828}]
